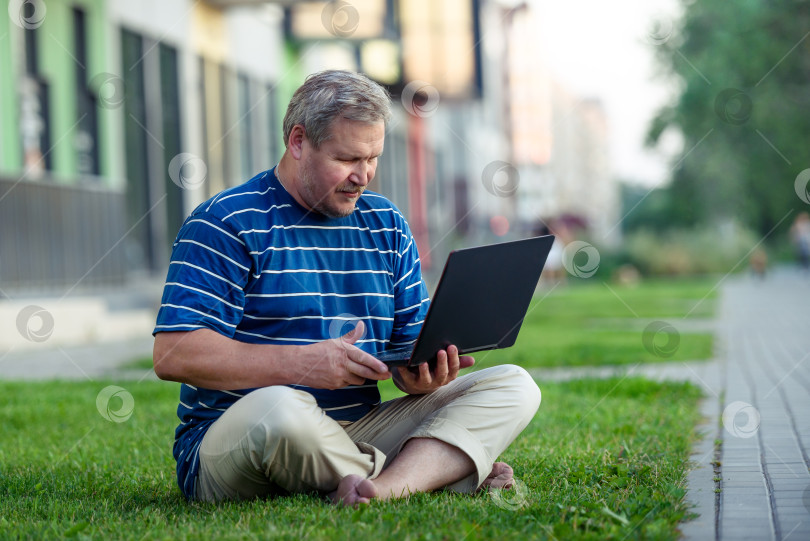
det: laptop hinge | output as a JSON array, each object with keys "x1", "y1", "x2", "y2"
[{"x1": 461, "y1": 343, "x2": 501, "y2": 354}]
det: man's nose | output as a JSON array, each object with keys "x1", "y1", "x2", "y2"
[{"x1": 350, "y1": 161, "x2": 372, "y2": 185}]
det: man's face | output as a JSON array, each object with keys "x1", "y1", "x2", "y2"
[{"x1": 297, "y1": 118, "x2": 385, "y2": 218}]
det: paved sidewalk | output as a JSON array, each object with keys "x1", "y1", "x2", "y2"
[
  {"x1": 704, "y1": 270, "x2": 810, "y2": 540},
  {"x1": 0, "y1": 336, "x2": 156, "y2": 381}
]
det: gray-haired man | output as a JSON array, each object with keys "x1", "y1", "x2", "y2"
[{"x1": 153, "y1": 70, "x2": 541, "y2": 505}]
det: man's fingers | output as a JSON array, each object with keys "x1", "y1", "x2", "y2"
[
  {"x1": 459, "y1": 355, "x2": 475, "y2": 369},
  {"x1": 434, "y1": 349, "x2": 450, "y2": 382},
  {"x1": 349, "y1": 364, "x2": 391, "y2": 382},
  {"x1": 418, "y1": 360, "x2": 431, "y2": 381},
  {"x1": 341, "y1": 320, "x2": 365, "y2": 345},
  {"x1": 343, "y1": 361, "x2": 388, "y2": 386},
  {"x1": 346, "y1": 348, "x2": 391, "y2": 380},
  {"x1": 446, "y1": 345, "x2": 460, "y2": 378}
]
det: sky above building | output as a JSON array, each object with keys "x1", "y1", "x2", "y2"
[{"x1": 537, "y1": 0, "x2": 682, "y2": 187}]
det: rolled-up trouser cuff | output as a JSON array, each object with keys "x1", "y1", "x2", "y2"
[{"x1": 355, "y1": 441, "x2": 387, "y2": 480}]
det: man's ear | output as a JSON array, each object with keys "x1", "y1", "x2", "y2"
[{"x1": 288, "y1": 125, "x2": 306, "y2": 160}]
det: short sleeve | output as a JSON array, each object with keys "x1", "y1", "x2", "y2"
[{"x1": 153, "y1": 214, "x2": 252, "y2": 337}]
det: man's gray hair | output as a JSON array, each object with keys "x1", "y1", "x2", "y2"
[{"x1": 282, "y1": 70, "x2": 392, "y2": 149}]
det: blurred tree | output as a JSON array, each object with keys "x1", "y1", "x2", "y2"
[
  {"x1": 620, "y1": 183, "x2": 678, "y2": 233},
  {"x1": 646, "y1": 0, "x2": 810, "y2": 235}
]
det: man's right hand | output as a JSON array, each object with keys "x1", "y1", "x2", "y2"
[{"x1": 294, "y1": 320, "x2": 391, "y2": 389}]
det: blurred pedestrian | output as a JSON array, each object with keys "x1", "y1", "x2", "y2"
[
  {"x1": 790, "y1": 211, "x2": 810, "y2": 271},
  {"x1": 749, "y1": 248, "x2": 768, "y2": 279},
  {"x1": 533, "y1": 220, "x2": 570, "y2": 284}
]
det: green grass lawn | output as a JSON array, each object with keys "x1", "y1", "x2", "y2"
[
  {"x1": 1, "y1": 279, "x2": 715, "y2": 539},
  {"x1": 0, "y1": 377, "x2": 701, "y2": 540},
  {"x1": 473, "y1": 279, "x2": 717, "y2": 370}
]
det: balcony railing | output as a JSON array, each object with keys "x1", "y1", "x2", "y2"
[{"x1": 0, "y1": 175, "x2": 128, "y2": 295}]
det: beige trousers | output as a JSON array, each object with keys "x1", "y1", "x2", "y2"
[{"x1": 195, "y1": 364, "x2": 541, "y2": 502}]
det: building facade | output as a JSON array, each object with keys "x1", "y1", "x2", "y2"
[{"x1": 0, "y1": 0, "x2": 617, "y2": 296}]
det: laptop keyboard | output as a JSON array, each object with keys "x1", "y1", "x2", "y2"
[{"x1": 374, "y1": 346, "x2": 414, "y2": 362}]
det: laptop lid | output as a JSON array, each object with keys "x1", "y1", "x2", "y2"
[{"x1": 401, "y1": 234, "x2": 555, "y2": 367}]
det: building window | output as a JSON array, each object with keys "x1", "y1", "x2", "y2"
[
  {"x1": 73, "y1": 7, "x2": 100, "y2": 176},
  {"x1": 120, "y1": 29, "x2": 153, "y2": 270},
  {"x1": 120, "y1": 28, "x2": 185, "y2": 272},
  {"x1": 21, "y1": 26, "x2": 52, "y2": 173},
  {"x1": 160, "y1": 43, "x2": 184, "y2": 245}
]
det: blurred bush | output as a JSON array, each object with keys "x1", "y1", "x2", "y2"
[{"x1": 594, "y1": 226, "x2": 760, "y2": 278}]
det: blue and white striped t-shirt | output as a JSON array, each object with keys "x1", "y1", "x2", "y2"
[{"x1": 153, "y1": 168, "x2": 429, "y2": 498}]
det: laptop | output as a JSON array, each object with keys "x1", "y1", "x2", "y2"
[{"x1": 376, "y1": 235, "x2": 555, "y2": 367}]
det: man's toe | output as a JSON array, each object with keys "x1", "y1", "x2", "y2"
[
  {"x1": 331, "y1": 474, "x2": 378, "y2": 507},
  {"x1": 481, "y1": 462, "x2": 515, "y2": 490}
]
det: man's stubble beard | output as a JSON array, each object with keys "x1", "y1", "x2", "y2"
[{"x1": 300, "y1": 158, "x2": 363, "y2": 219}]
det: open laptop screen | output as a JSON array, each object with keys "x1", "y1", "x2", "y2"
[{"x1": 380, "y1": 235, "x2": 555, "y2": 367}]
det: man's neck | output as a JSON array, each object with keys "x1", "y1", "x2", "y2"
[{"x1": 275, "y1": 155, "x2": 309, "y2": 211}]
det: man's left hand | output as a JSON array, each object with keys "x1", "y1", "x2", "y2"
[{"x1": 393, "y1": 345, "x2": 474, "y2": 395}]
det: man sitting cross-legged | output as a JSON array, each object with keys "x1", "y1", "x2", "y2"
[{"x1": 152, "y1": 70, "x2": 541, "y2": 505}]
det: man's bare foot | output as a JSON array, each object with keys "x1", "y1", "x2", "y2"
[
  {"x1": 480, "y1": 462, "x2": 514, "y2": 490},
  {"x1": 329, "y1": 474, "x2": 378, "y2": 507}
]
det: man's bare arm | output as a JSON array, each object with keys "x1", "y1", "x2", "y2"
[{"x1": 153, "y1": 322, "x2": 391, "y2": 390}]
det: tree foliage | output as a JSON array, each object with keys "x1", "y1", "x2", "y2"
[{"x1": 647, "y1": 0, "x2": 810, "y2": 235}]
